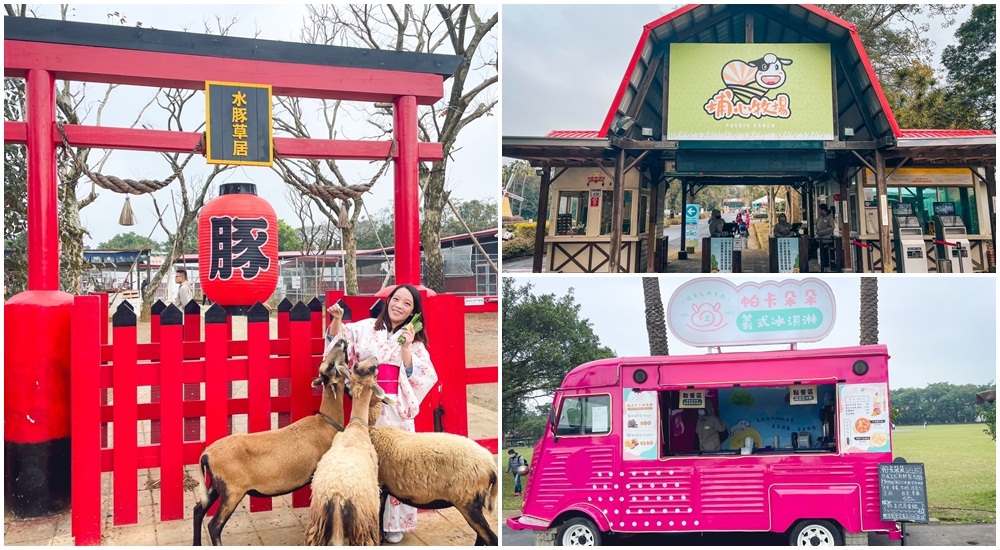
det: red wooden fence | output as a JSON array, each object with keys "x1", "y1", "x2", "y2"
[{"x1": 70, "y1": 292, "x2": 498, "y2": 545}]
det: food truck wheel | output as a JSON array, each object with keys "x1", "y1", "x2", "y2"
[
  {"x1": 789, "y1": 519, "x2": 843, "y2": 546},
  {"x1": 557, "y1": 517, "x2": 602, "y2": 546}
]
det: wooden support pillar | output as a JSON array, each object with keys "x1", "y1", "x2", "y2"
[
  {"x1": 646, "y1": 163, "x2": 663, "y2": 273},
  {"x1": 532, "y1": 166, "x2": 551, "y2": 273},
  {"x1": 986, "y1": 165, "x2": 996, "y2": 270},
  {"x1": 679, "y1": 179, "x2": 689, "y2": 260},
  {"x1": 838, "y1": 166, "x2": 853, "y2": 272},
  {"x1": 609, "y1": 148, "x2": 626, "y2": 273},
  {"x1": 874, "y1": 149, "x2": 891, "y2": 273}
]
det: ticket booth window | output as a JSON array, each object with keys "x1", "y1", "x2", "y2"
[
  {"x1": 599, "y1": 190, "x2": 633, "y2": 236},
  {"x1": 557, "y1": 191, "x2": 588, "y2": 235}
]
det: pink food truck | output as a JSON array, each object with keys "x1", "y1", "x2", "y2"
[{"x1": 507, "y1": 344, "x2": 901, "y2": 546}]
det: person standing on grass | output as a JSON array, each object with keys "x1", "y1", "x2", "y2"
[{"x1": 506, "y1": 448, "x2": 527, "y2": 496}]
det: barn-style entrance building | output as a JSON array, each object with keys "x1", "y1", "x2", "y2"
[{"x1": 503, "y1": 4, "x2": 995, "y2": 274}]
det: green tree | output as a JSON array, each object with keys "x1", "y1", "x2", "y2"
[
  {"x1": 353, "y1": 206, "x2": 396, "y2": 252},
  {"x1": 982, "y1": 402, "x2": 996, "y2": 441},
  {"x1": 820, "y1": 4, "x2": 960, "y2": 82},
  {"x1": 96, "y1": 231, "x2": 161, "y2": 252},
  {"x1": 441, "y1": 198, "x2": 499, "y2": 236},
  {"x1": 501, "y1": 279, "x2": 615, "y2": 436},
  {"x1": 941, "y1": 4, "x2": 996, "y2": 130},
  {"x1": 276, "y1": 219, "x2": 303, "y2": 252},
  {"x1": 882, "y1": 60, "x2": 981, "y2": 129}
]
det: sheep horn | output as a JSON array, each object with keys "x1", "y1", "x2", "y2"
[{"x1": 335, "y1": 364, "x2": 351, "y2": 378}]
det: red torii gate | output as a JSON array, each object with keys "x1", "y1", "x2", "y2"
[{"x1": 3, "y1": 16, "x2": 460, "y2": 517}]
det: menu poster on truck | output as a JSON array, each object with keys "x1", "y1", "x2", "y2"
[
  {"x1": 839, "y1": 383, "x2": 890, "y2": 453},
  {"x1": 623, "y1": 389, "x2": 658, "y2": 460}
]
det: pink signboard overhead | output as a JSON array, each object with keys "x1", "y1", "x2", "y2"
[{"x1": 667, "y1": 278, "x2": 836, "y2": 347}]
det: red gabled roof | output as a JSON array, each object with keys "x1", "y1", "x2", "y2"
[
  {"x1": 600, "y1": 4, "x2": 902, "y2": 139},
  {"x1": 898, "y1": 129, "x2": 995, "y2": 139}
]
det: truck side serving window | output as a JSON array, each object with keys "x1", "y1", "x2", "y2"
[{"x1": 556, "y1": 395, "x2": 612, "y2": 436}]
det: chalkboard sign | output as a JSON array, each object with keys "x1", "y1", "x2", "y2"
[{"x1": 879, "y1": 462, "x2": 929, "y2": 523}]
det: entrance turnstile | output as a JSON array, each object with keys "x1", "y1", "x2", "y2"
[
  {"x1": 933, "y1": 202, "x2": 973, "y2": 273},
  {"x1": 891, "y1": 203, "x2": 927, "y2": 273}
]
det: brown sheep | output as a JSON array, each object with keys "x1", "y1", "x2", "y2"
[
  {"x1": 305, "y1": 359, "x2": 393, "y2": 546},
  {"x1": 192, "y1": 339, "x2": 350, "y2": 546}
]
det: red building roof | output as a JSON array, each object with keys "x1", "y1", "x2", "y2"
[
  {"x1": 599, "y1": 4, "x2": 902, "y2": 141},
  {"x1": 898, "y1": 129, "x2": 995, "y2": 139},
  {"x1": 545, "y1": 130, "x2": 602, "y2": 139}
]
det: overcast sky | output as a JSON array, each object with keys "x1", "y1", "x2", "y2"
[
  {"x1": 501, "y1": 4, "x2": 974, "y2": 138},
  {"x1": 510, "y1": 275, "x2": 996, "y2": 390},
  {"x1": 25, "y1": 5, "x2": 498, "y2": 249}
]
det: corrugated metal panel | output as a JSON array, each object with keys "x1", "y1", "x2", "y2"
[
  {"x1": 899, "y1": 129, "x2": 996, "y2": 139},
  {"x1": 545, "y1": 130, "x2": 601, "y2": 139}
]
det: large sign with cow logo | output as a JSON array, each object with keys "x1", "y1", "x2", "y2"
[{"x1": 667, "y1": 43, "x2": 834, "y2": 141}]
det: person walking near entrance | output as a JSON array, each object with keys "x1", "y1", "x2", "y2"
[
  {"x1": 708, "y1": 209, "x2": 725, "y2": 237},
  {"x1": 506, "y1": 448, "x2": 527, "y2": 496},
  {"x1": 173, "y1": 268, "x2": 194, "y2": 308},
  {"x1": 815, "y1": 204, "x2": 836, "y2": 272}
]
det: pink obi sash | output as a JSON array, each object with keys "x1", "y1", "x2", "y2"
[{"x1": 377, "y1": 363, "x2": 400, "y2": 395}]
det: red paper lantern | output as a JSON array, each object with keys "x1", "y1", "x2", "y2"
[{"x1": 198, "y1": 182, "x2": 278, "y2": 310}]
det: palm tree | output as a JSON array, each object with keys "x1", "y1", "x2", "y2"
[
  {"x1": 859, "y1": 277, "x2": 879, "y2": 345},
  {"x1": 642, "y1": 277, "x2": 669, "y2": 355}
]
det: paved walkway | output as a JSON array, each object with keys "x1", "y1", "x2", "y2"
[{"x1": 4, "y1": 402, "x2": 500, "y2": 546}]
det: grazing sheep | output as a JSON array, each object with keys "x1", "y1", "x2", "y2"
[
  {"x1": 370, "y1": 427, "x2": 499, "y2": 545},
  {"x1": 192, "y1": 339, "x2": 351, "y2": 546},
  {"x1": 305, "y1": 359, "x2": 393, "y2": 546}
]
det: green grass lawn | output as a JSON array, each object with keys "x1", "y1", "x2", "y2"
[
  {"x1": 892, "y1": 423, "x2": 996, "y2": 523},
  {"x1": 503, "y1": 425, "x2": 996, "y2": 524}
]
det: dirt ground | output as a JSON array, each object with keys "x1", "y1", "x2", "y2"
[{"x1": 464, "y1": 312, "x2": 498, "y2": 413}]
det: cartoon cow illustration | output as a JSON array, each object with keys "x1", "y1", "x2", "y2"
[
  {"x1": 748, "y1": 53, "x2": 793, "y2": 89},
  {"x1": 720, "y1": 53, "x2": 793, "y2": 102}
]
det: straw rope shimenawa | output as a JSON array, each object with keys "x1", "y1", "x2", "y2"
[
  {"x1": 56, "y1": 122, "x2": 205, "y2": 226},
  {"x1": 277, "y1": 140, "x2": 398, "y2": 203},
  {"x1": 56, "y1": 122, "x2": 204, "y2": 195}
]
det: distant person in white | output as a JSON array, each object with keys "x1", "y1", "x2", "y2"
[{"x1": 173, "y1": 268, "x2": 194, "y2": 309}]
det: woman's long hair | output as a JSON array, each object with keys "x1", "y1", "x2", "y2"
[{"x1": 374, "y1": 284, "x2": 428, "y2": 346}]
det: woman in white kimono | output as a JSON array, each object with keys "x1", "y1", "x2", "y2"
[{"x1": 324, "y1": 284, "x2": 438, "y2": 544}]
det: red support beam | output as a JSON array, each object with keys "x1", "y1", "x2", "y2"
[
  {"x1": 4, "y1": 121, "x2": 445, "y2": 161},
  {"x1": 5, "y1": 40, "x2": 446, "y2": 105},
  {"x1": 25, "y1": 69, "x2": 59, "y2": 290},
  {"x1": 393, "y1": 95, "x2": 420, "y2": 286}
]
